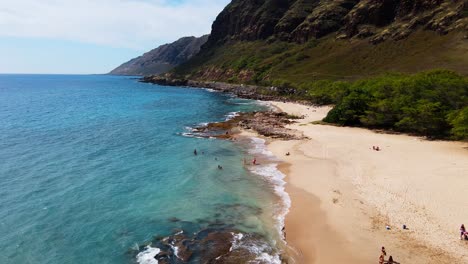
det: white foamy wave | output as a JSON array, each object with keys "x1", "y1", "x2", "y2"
[
  {"x1": 248, "y1": 137, "x2": 275, "y2": 157},
  {"x1": 247, "y1": 137, "x2": 291, "y2": 239},
  {"x1": 229, "y1": 232, "x2": 244, "y2": 251},
  {"x1": 225, "y1": 111, "x2": 239, "y2": 120},
  {"x1": 172, "y1": 245, "x2": 179, "y2": 258},
  {"x1": 203, "y1": 88, "x2": 218, "y2": 93},
  {"x1": 136, "y1": 246, "x2": 160, "y2": 264},
  {"x1": 255, "y1": 100, "x2": 274, "y2": 110},
  {"x1": 229, "y1": 232, "x2": 281, "y2": 264},
  {"x1": 180, "y1": 132, "x2": 205, "y2": 139},
  {"x1": 255, "y1": 252, "x2": 282, "y2": 264}
]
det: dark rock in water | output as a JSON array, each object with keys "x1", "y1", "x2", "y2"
[
  {"x1": 173, "y1": 239, "x2": 193, "y2": 262},
  {"x1": 156, "y1": 250, "x2": 171, "y2": 264},
  {"x1": 198, "y1": 230, "x2": 233, "y2": 261},
  {"x1": 195, "y1": 218, "x2": 211, "y2": 224},
  {"x1": 135, "y1": 221, "x2": 281, "y2": 264},
  {"x1": 168, "y1": 217, "x2": 181, "y2": 222}
]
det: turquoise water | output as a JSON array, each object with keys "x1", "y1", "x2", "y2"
[{"x1": 0, "y1": 75, "x2": 285, "y2": 263}]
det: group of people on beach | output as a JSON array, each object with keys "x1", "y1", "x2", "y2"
[
  {"x1": 377, "y1": 224, "x2": 466, "y2": 263},
  {"x1": 461, "y1": 224, "x2": 468, "y2": 240},
  {"x1": 379, "y1": 246, "x2": 399, "y2": 264}
]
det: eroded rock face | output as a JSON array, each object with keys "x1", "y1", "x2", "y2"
[
  {"x1": 203, "y1": 0, "x2": 466, "y2": 46},
  {"x1": 291, "y1": 0, "x2": 360, "y2": 42}
]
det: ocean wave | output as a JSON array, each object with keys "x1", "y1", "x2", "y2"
[
  {"x1": 136, "y1": 245, "x2": 160, "y2": 264},
  {"x1": 225, "y1": 111, "x2": 239, "y2": 120},
  {"x1": 179, "y1": 132, "x2": 205, "y2": 139},
  {"x1": 255, "y1": 252, "x2": 282, "y2": 263},
  {"x1": 229, "y1": 232, "x2": 281, "y2": 264},
  {"x1": 255, "y1": 100, "x2": 274, "y2": 110},
  {"x1": 248, "y1": 137, "x2": 275, "y2": 157},
  {"x1": 247, "y1": 137, "x2": 291, "y2": 239},
  {"x1": 203, "y1": 88, "x2": 218, "y2": 93}
]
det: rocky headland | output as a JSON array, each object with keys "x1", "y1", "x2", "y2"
[{"x1": 109, "y1": 35, "x2": 209, "y2": 76}]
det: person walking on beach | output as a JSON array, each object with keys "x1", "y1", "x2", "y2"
[
  {"x1": 381, "y1": 246, "x2": 386, "y2": 256},
  {"x1": 461, "y1": 224, "x2": 466, "y2": 240},
  {"x1": 379, "y1": 254, "x2": 385, "y2": 264}
]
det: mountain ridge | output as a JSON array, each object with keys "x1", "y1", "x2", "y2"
[
  {"x1": 204, "y1": 0, "x2": 466, "y2": 46},
  {"x1": 169, "y1": 0, "x2": 467, "y2": 84},
  {"x1": 109, "y1": 35, "x2": 209, "y2": 76}
]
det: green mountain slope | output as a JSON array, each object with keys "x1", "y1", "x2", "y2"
[
  {"x1": 154, "y1": 0, "x2": 468, "y2": 140},
  {"x1": 172, "y1": 0, "x2": 467, "y2": 85}
]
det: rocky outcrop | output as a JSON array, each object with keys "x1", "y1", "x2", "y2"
[
  {"x1": 190, "y1": 111, "x2": 306, "y2": 140},
  {"x1": 140, "y1": 76, "x2": 282, "y2": 100},
  {"x1": 203, "y1": 0, "x2": 466, "y2": 46},
  {"x1": 237, "y1": 111, "x2": 307, "y2": 139},
  {"x1": 109, "y1": 35, "x2": 209, "y2": 75}
]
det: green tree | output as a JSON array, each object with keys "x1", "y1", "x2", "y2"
[{"x1": 448, "y1": 107, "x2": 468, "y2": 140}]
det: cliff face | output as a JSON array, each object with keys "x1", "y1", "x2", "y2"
[
  {"x1": 205, "y1": 0, "x2": 466, "y2": 46},
  {"x1": 171, "y1": 0, "x2": 467, "y2": 83},
  {"x1": 110, "y1": 35, "x2": 209, "y2": 76}
]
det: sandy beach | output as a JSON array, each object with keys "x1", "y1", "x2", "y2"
[{"x1": 265, "y1": 102, "x2": 468, "y2": 263}]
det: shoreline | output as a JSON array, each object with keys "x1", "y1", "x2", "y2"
[
  {"x1": 183, "y1": 88, "x2": 468, "y2": 263},
  {"x1": 265, "y1": 101, "x2": 468, "y2": 263}
]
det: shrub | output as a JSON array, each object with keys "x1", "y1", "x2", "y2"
[{"x1": 320, "y1": 70, "x2": 468, "y2": 139}]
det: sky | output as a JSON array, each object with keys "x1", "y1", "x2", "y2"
[{"x1": 0, "y1": 0, "x2": 230, "y2": 74}]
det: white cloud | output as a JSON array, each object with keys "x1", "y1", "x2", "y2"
[{"x1": 0, "y1": 0, "x2": 229, "y2": 50}]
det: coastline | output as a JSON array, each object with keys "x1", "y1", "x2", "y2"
[
  {"x1": 157, "y1": 82, "x2": 468, "y2": 263},
  {"x1": 264, "y1": 101, "x2": 468, "y2": 263}
]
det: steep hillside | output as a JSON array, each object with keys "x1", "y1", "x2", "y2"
[
  {"x1": 110, "y1": 35, "x2": 209, "y2": 76},
  {"x1": 172, "y1": 0, "x2": 467, "y2": 84}
]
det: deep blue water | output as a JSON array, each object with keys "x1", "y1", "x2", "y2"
[{"x1": 0, "y1": 75, "x2": 282, "y2": 263}]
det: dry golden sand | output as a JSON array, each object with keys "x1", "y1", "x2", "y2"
[{"x1": 265, "y1": 102, "x2": 468, "y2": 264}]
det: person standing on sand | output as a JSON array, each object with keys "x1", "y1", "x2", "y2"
[
  {"x1": 381, "y1": 246, "x2": 386, "y2": 256},
  {"x1": 461, "y1": 224, "x2": 466, "y2": 240}
]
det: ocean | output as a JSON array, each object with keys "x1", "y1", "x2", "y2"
[{"x1": 0, "y1": 74, "x2": 289, "y2": 263}]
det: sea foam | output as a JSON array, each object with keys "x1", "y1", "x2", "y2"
[
  {"x1": 136, "y1": 246, "x2": 160, "y2": 264},
  {"x1": 247, "y1": 137, "x2": 291, "y2": 239}
]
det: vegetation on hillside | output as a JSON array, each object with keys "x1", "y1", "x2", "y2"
[
  {"x1": 168, "y1": 0, "x2": 467, "y2": 140},
  {"x1": 175, "y1": 31, "x2": 468, "y2": 85}
]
